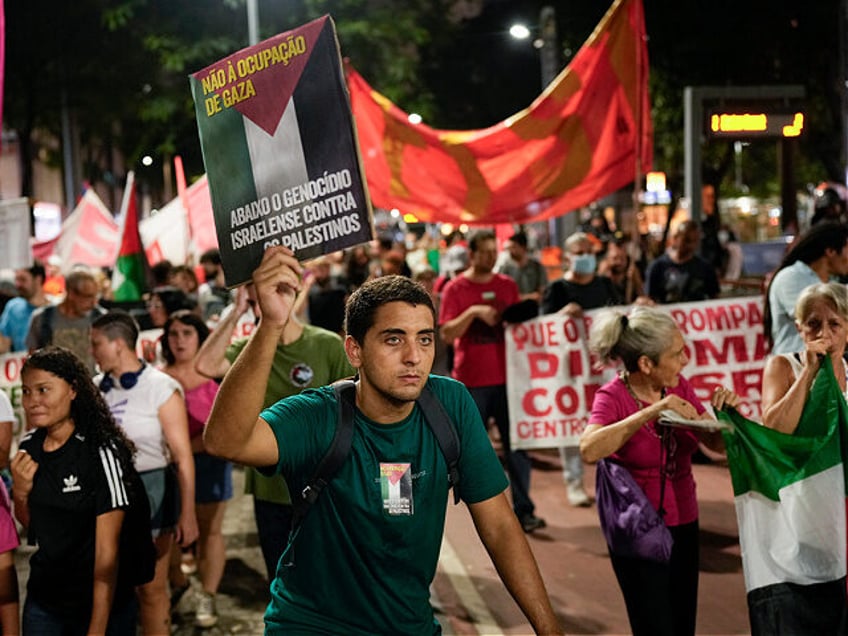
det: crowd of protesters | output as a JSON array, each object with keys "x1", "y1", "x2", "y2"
[{"x1": 0, "y1": 207, "x2": 842, "y2": 634}]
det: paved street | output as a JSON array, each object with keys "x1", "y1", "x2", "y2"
[{"x1": 14, "y1": 454, "x2": 749, "y2": 635}]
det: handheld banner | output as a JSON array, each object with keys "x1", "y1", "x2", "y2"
[
  {"x1": 190, "y1": 16, "x2": 373, "y2": 286},
  {"x1": 506, "y1": 297, "x2": 767, "y2": 449},
  {"x1": 0, "y1": 198, "x2": 32, "y2": 270}
]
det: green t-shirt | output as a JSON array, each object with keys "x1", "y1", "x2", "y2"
[
  {"x1": 260, "y1": 374, "x2": 508, "y2": 635},
  {"x1": 226, "y1": 324, "x2": 354, "y2": 504}
]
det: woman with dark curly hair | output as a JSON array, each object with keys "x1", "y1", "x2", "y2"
[{"x1": 11, "y1": 346, "x2": 142, "y2": 634}]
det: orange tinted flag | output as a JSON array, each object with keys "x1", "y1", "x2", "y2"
[{"x1": 348, "y1": 0, "x2": 651, "y2": 225}]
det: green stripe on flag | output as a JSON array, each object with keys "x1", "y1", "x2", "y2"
[
  {"x1": 718, "y1": 358, "x2": 845, "y2": 501},
  {"x1": 113, "y1": 252, "x2": 147, "y2": 302},
  {"x1": 190, "y1": 76, "x2": 257, "y2": 227}
]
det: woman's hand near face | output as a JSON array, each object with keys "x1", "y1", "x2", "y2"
[{"x1": 803, "y1": 336, "x2": 831, "y2": 367}]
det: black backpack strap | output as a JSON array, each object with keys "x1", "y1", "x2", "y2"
[
  {"x1": 38, "y1": 305, "x2": 55, "y2": 348},
  {"x1": 291, "y1": 380, "x2": 356, "y2": 529},
  {"x1": 302, "y1": 380, "x2": 356, "y2": 504},
  {"x1": 417, "y1": 382, "x2": 461, "y2": 504}
]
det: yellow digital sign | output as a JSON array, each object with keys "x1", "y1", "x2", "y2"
[{"x1": 708, "y1": 111, "x2": 804, "y2": 138}]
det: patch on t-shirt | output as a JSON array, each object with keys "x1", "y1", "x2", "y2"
[
  {"x1": 380, "y1": 462, "x2": 413, "y2": 515},
  {"x1": 289, "y1": 363, "x2": 314, "y2": 387}
]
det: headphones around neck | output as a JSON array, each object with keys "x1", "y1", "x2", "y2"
[{"x1": 100, "y1": 361, "x2": 146, "y2": 393}]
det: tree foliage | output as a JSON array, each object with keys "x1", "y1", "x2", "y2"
[{"x1": 4, "y1": 0, "x2": 845, "y2": 212}]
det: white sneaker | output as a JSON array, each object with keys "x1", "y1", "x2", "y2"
[
  {"x1": 195, "y1": 591, "x2": 218, "y2": 628},
  {"x1": 567, "y1": 482, "x2": 591, "y2": 507}
]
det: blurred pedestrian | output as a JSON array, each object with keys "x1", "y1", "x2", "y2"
[
  {"x1": 440, "y1": 230, "x2": 546, "y2": 532},
  {"x1": 27, "y1": 269, "x2": 105, "y2": 373},
  {"x1": 0, "y1": 261, "x2": 48, "y2": 353},
  {"x1": 91, "y1": 312, "x2": 199, "y2": 635},
  {"x1": 645, "y1": 221, "x2": 719, "y2": 304},
  {"x1": 162, "y1": 310, "x2": 230, "y2": 628},
  {"x1": 496, "y1": 231, "x2": 547, "y2": 304},
  {"x1": 763, "y1": 222, "x2": 848, "y2": 354},
  {"x1": 598, "y1": 238, "x2": 648, "y2": 305},
  {"x1": 542, "y1": 232, "x2": 623, "y2": 508}
]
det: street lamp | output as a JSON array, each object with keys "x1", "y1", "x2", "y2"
[{"x1": 509, "y1": 24, "x2": 531, "y2": 41}]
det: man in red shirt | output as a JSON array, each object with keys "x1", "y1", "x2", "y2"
[{"x1": 439, "y1": 230, "x2": 546, "y2": 532}]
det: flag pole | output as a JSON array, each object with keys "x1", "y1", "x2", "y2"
[{"x1": 632, "y1": 0, "x2": 645, "y2": 240}]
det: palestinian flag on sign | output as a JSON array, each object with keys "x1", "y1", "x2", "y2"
[
  {"x1": 718, "y1": 360, "x2": 848, "y2": 629},
  {"x1": 190, "y1": 16, "x2": 373, "y2": 287}
]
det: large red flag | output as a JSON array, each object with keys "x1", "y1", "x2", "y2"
[{"x1": 348, "y1": 0, "x2": 652, "y2": 225}]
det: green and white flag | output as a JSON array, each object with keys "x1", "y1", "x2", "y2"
[
  {"x1": 719, "y1": 360, "x2": 848, "y2": 594},
  {"x1": 190, "y1": 16, "x2": 373, "y2": 287}
]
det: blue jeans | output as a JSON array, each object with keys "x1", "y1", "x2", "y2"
[
  {"x1": 468, "y1": 384, "x2": 535, "y2": 517},
  {"x1": 558, "y1": 445, "x2": 584, "y2": 485},
  {"x1": 23, "y1": 596, "x2": 137, "y2": 636}
]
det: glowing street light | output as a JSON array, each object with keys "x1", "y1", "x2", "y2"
[{"x1": 509, "y1": 24, "x2": 531, "y2": 40}]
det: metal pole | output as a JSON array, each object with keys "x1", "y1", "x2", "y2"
[
  {"x1": 683, "y1": 87, "x2": 702, "y2": 222},
  {"x1": 247, "y1": 0, "x2": 259, "y2": 46},
  {"x1": 60, "y1": 91, "x2": 75, "y2": 210},
  {"x1": 538, "y1": 6, "x2": 572, "y2": 248},
  {"x1": 539, "y1": 6, "x2": 559, "y2": 89}
]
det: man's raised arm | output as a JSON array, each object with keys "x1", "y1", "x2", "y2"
[{"x1": 203, "y1": 247, "x2": 302, "y2": 467}]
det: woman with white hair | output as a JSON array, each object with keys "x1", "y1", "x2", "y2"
[
  {"x1": 762, "y1": 281, "x2": 848, "y2": 432},
  {"x1": 580, "y1": 305, "x2": 738, "y2": 636}
]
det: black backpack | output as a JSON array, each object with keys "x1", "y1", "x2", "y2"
[{"x1": 289, "y1": 378, "x2": 462, "y2": 538}]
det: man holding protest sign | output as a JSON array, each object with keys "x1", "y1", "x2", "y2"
[
  {"x1": 439, "y1": 230, "x2": 547, "y2": 533},
  {"x1": 204, "y1": 246, "x2": 563, "y2": 635}
]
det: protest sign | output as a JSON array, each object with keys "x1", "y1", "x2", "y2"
[
  {"x1": 190, "y1": 15, "x2": 373, "y2": 287},
  {"x1": 0, "y1": 351, "x2": 31, "y2": 453},
  {"x1": 0, "y1": 198, "x2": 31, "y2": 270},
  {"x1": 506, "y1": 297, "x2": 767, "y2": 450}
]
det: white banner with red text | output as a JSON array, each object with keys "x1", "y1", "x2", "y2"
[{"x1": 506, "y1": 297, "x2": 766, "y2": 450}]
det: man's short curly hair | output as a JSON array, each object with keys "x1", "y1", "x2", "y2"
[{"x1": 344, "y1": 275, "x2": 434, "y2": 343}]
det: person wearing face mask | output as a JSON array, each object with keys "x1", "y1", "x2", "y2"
[
  {"x1": 542, "y1": 232, "x2": 624, "y2": 507},
  {"x1": 542, "y1": 233, "x2": 624, "y2": 318}
]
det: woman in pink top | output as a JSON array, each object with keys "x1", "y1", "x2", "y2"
[
  {"x1": 162, "y1": 310, "x2": 230, "y2": 629},
  {"x1": 580, "y1": 306, "x2": 738, "y2": 636}
]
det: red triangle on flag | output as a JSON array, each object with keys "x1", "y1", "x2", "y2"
[{"x1": 193, "y1": 16, "x2": 330, "y2": 136}]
